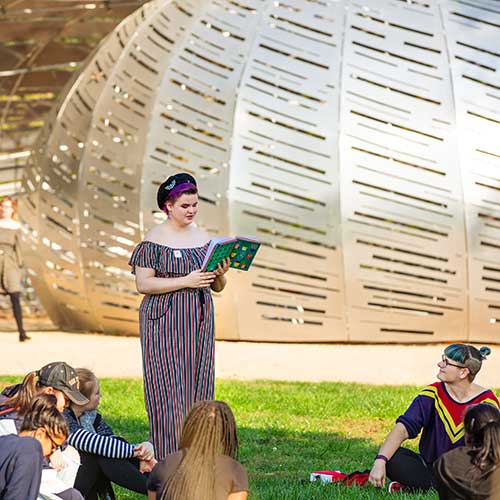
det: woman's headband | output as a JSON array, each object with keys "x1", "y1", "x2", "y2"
[
  {"x1": 166, "y1": 182, "x2": 197, "y2": 201},
  {"x1": 157, "y1": 175, "x2": 197, "y2": 210}
]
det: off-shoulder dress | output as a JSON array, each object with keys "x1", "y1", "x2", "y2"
[{"x1": 129, "y1": 240, "x2": 215, "y2": 459}]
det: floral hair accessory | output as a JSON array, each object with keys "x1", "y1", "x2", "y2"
[{"x1": 157, "y1": 173, "x2": 197, "y2": 210}]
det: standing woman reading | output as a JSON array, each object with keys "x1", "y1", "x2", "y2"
[
  {"x1": 129, "y1": 173, "x2": 230, "y2": 459},
  {"x1": 0, "y1": 196, "x2": 29, "y2": 342}
]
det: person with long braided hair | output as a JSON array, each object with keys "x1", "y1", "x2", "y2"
[
  {"x1": 147, "y1": 401, "x2": 248, "y2": 500},
  {"x1": 434, "y1": 403, "x2": 500, "y2": 499}
]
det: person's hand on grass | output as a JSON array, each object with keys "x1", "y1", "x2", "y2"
[{"x1": 368, "y1": 459, "x2": 386, "y2": 488}]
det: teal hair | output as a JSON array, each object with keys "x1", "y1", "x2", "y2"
[{"x1": 444, "y1": 344, "x2": 491, "y2": 379}]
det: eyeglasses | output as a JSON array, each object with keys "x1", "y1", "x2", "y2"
[
  {"x1": 441, "y1": 355, "x2": 465, "y2": 369},
  {"x1": 46, "y1": 432, "x2": 62, "y2": 453}
]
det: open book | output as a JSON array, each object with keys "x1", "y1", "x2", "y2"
[{"x1": 202, "y1": 236, "x2": 260, "y2": 272}]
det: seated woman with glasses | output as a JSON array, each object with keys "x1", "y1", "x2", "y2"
[
  {"x1": 368, "y1": 344, "x2": 499, "y2": 493},
  {"x1": 0, "y1": 361, "x2": 87, "y2": 496},
  {"x1": 0, "y1": 394, "x2": 83, "y2": 500}
]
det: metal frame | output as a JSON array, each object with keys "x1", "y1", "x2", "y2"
[{"x1": 17, "y1": 0, "x2": 500, "y2": 342}]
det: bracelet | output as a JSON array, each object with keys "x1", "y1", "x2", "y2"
[{"x1": 375, "y1": 454, "x2": 388, "y2": 463}]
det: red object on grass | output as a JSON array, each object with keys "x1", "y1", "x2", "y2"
[
  {"x1": 310, "y1": 470, "x2": 370, "y2": 486},
  {"x1": 310, "y1": 470, "x2": 348, "y2": 483}
]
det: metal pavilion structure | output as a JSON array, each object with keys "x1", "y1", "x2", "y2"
[
  {"x1": 0, "y1": 1, "x2": 147, "y2": 193},
  {"x1": 2, "y1": 0, "x2": 500, "y2": 342}
]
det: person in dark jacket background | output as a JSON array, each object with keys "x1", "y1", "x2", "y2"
[{"x1": 0, "y1": 196, "x2": 29, "y2": 342}]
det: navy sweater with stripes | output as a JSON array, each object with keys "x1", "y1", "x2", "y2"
[{"x1": 64, "y1": 408, "x2": 135, "y2": 459}]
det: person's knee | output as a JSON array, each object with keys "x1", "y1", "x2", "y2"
[
  {"x1": 386, "y1": 448, "x2": 434, "y2": 491},
  {"x1": 63, "y1": 445, "x2": 81, "y2": 464},
  {"x1": 57, "y1": 488, "x2": 85, "y2": 500},
  {"x1": 386, "y1": 447, "x2": 407, "y2": 472}
]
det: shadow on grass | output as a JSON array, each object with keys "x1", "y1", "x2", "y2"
[
  {"x1": 112, "y1": 420, "x2": 436, "y2": 500},
  {"x1": 239, "y1": 426, "x2": 435, "y2": 500}
]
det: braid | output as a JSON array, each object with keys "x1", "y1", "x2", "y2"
[{"x1": 161, "y1": 401, "x2": 239, "y2": 500}]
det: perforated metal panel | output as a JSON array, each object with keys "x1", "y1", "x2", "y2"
[
  {"x1": 339, "y1": 0, "x2": 467, "y2": 342},
  {"x1": 228, "y1": 0, "x2": 346, "y2": 340},
  {"x1": 18, "y1": 0, "x2": 500, "y2": 342},
  {"x1": 18, "y1": 3, "x2": 155, "y2": 331},
  {"x1": 442, "y1": 0, "x2": 500, "y2": 342}
]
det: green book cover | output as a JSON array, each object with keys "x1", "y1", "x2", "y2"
[
  {"x1": 228, "y1": 236, "x2": 260, "y2": 271},
  {"x1": 202, "y1": 236, "x2": 261, "y2": 272}
]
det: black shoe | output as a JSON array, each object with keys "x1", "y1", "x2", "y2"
[{"x1": 19, "y1": 332, "x2": 31, "y2": 342}]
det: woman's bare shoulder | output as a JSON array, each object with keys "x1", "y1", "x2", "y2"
[
  {"x1": 142, "y1": 224, "x2": 209, "y2": 247},
  {"x1": 196, "y1": 227, "x2": 211, "y2": 244},
  {"x1": 143, "y1": 224, "x2": 168, "y2": 242}
]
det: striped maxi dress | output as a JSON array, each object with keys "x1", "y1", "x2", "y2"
[{"x1": 128, "y1": 240, "x2": 215, "y2": 459}]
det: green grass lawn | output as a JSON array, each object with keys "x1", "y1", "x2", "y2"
[{"x1": 0, "y1": 376, "x2": 437, "y2": 499}]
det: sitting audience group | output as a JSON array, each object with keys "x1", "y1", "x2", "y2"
[
  {"x1": 1, "y1": 343, "x2": 500, "y2": 499},
  {"x1": 0, "y1": 361, "x2": 248, "y2": 500}
]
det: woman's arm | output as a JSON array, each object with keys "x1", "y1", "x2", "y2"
[
  {"x1": 67, "y1": 428, "x2": 135, "y2": 459},
  {"x1": 368, "y1": 422, "x2": 409, "y2": 487},
  {"x1": 147, "y1": 491, "x2": 156, "y2": 500},
  {"x1": 135, "y1": 267, "x2": 216, "y2": 295},
  {"x1": 14, "y1": 230, "x2": 23, "y2": 268}
]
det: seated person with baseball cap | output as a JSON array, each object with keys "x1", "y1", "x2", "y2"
[
  {"x1": 0, "y1": 362, "x2": 89, "y2": 499},
  {"x1": 0, "y1": 393, "x2": 83, "y2": 500},
  {"x1": 1, "y1": 361, "x2": 89, "y2": 427}
]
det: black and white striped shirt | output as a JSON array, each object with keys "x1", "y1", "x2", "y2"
[{"x1": 64, "y1": 409, "x2": 135, "y2": 459}]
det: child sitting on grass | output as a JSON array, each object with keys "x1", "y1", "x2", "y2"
[{"x1": 64, "y1": 368, "x2": 156, "y2": 500}]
